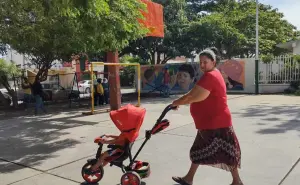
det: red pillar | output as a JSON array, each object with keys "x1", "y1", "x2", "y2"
[{"x1": 107, "y1": 51, "x2": 121, "y2": 110}]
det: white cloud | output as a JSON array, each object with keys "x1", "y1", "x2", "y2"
[{"x1": 260, "y1": 0, "x2": 300, "y2": 29}]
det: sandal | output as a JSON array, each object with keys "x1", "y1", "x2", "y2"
[{"x1": 172, "y1": 176, "x2": 192, "y2": 185}]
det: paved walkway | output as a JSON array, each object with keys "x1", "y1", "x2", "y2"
[{"x1": 0, "y1": 95, "x2": 299, "y2": 185}]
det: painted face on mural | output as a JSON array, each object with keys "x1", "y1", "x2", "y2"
[
  {"x1": 217, "y1": 60, "x2": 245, "y2": 90},
  {"x1": 177, "y1": 71, "x2": 192, "y2": 89},
  {"x1": 177, "y1": 64, "x2": 195, "y2": 90},
  {"x1": 218, "y1": 60, "x2": 243, "y2": 82},
  {"x1": 199, "y1": 55, "x2": 216, "y2": 72}
]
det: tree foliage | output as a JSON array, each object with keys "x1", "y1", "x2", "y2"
[
  {"x1": 121, "y1": 0, "x2": 298, "y2": 62},
  {"x1": 120, "y1": 0, "x2": 192, "y2": 64},
  {"x1": 0, "y1": 0, "x2": 148, "y2": 81},
  {"x1": 0, "y1": 59, "x2": 21, "y2": 107},
  {"x1": 0, "y1": 43, "x2": 6, "y2": 56},
  {"x1": 186, "y1": 0, "x2": 297, "y2": 58},
  {"x1": 185, "y1": 0, "x2": 226, "y2": 20}
]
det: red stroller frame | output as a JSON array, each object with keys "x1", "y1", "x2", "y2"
[{"x1": 81, "y1": 104, "x2": 176, "y2": 185}]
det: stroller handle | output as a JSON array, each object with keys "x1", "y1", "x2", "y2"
[
  {"x1": 132, "y1": 104, "x2": 177, "y2": 163},
  {"x1": 156, "y1": 104, "x2": 177, "y2": 124}
]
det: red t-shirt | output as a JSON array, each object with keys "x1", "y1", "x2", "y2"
[{"x1": 190, "y1": 69, "x2": 232, "y2": 130}]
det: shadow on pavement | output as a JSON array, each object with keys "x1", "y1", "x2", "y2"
[
  {"x1": 115, "y1": 182, "x2": 146, "y2": 185},
  {"x1": 80, "y1": 182, "x2": 99, "y2": 185},
  {"x1": 0, "y1": 95, "x2": 178, "y2": 174},
  {"x1": 0, "y1": 93, "x2": 178, "y2": 121},
  {"x1": 79, "y1": 180, "x2": 147, "y2": 185},
  {"x1": 233, "y1": 104, "x2": 300, "y2": 135},
  {"x1": 0, "y1": 114, "x2": 99, "y2": 174}
]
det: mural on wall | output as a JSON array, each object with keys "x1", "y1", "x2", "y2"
[
  {"x1": 141, "y1": 63, "x2": 203, "y2": 94},
  {"x1": 217, "y1": 60, "x2": 245, "y2": 91},
  {"x1": 141, "y1": 59, "x2": 245, "y2": 94}
]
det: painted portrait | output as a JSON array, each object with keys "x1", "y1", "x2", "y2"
[
  {"x1": 218, "y1": 60, "x2": 245, "y2": 91},
  {"x1": 141, "y1": 63, "x2": 200, "y2": 94},
  {"x1": 171, "y1": 64, "x2": 195, "y2": 91}
]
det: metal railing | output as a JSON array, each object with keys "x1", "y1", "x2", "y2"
[{"x1": 259, "y1": 55, "x2": 300, "y2": 84}]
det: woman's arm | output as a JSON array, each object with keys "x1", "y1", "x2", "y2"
[{"x1": 172, "y1": 85, "x2": 210, "y2": 106}]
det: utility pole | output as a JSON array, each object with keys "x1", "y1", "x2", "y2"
[{"x1": 255, "y1": 0, "x2": 259, "y2": 95}]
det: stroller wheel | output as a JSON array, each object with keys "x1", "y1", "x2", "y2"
[
  {"x1": 81, "y1": 160, "x2": 104, "y2": 184},
  {"x1": 120, "y1": 171, "x2": 141, "y2": 185}
]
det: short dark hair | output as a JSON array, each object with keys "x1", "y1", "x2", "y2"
[{"x1": 178, "y1": 64, "x2": 195, "y2": 78}]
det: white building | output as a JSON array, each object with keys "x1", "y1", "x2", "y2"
[
  {"x1": 2, "y1": 48, "x2": 31, "y2": 68},
  {"x1": 277, "y1": 39, "x2": 300, "y2": 55},
  {"x1": 2, "y1": 47, "x2": 63, "y2": 69}
]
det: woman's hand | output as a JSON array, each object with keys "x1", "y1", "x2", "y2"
[
  {"x1": 99, "y1": 138, "x2": 107, "y2": 144},
  {"x1": 171, "y1": 100, "x2": 180, "y2": 110}
]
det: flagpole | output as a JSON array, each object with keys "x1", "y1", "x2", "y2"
[{"x1": 255, "y1": 0, "x2": 259, "y2": 94}]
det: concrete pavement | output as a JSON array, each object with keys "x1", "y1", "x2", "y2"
[{"x1": 0, "y1": 95, "x2": 299, "y2": 185}]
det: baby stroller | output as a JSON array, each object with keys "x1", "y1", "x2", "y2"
[{"x1": 81, "y1": 104, "x2": 176, "y2": 185}]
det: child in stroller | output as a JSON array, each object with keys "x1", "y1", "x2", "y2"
[
  {"x1": 88, "y1": 131, "x2": 135, "y2": 173},
  {"x1": 81, "y1": 104, "x2": 176, "y2": 185},
  {"x1": 88, "y1": 133, "x2": 128, "y2": 172}
]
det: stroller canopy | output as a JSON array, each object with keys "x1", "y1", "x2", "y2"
[{"x1": 110, "y1": 104, "x2": 146, "y2": 142}]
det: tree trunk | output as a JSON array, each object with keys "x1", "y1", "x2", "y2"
[
  {"x1": 0, "y1": 91, "x2": 10, "y2": 107},
  {"x1": 151, "y1": 52, "x2": 155, "y2": 64},
  {"x1": 156, "y1": 52, "x2": 161, "y2": 64},
  {"x1": 8, "y1": 90, "x2": 18, "y2": 108},
  {"x1": 35, "y1": 62, "x2": 50, "y2": 82},
  {"x1": 104, "y1": 53, "x2": 109, "y2": 79},
  {"x1": 161, "y1": 56, "x2": 172, "y2": 64},
  {"x1": 0, "y1": 75, "x2": 17, "y2": 108}
]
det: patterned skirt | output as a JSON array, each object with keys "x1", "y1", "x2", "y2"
[{"x1": 190, "y1": 126, "x2": 241, "y2": 171}]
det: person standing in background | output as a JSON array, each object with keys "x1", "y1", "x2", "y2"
[
  {"x1": 31, "y1": 79, "x2": 47, "y2": 115},
  {"x1": 102, "y1": 78, "x2": 109, "y2": 104},
  {"x1": 21, "y1": 77, "x2": 32, "y2": 110},
  {"x1": 94, "y1": 78, "x2": 104, "y2": 106}
]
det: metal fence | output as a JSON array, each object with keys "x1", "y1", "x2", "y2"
[{"x1": 259, "y1": 55, "x2": 300, "y2": 84}]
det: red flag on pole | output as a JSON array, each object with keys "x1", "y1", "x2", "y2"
[{"x1": 139, "y1": 0, "x2": 164, "y2": 38}]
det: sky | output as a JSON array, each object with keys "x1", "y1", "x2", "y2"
[{"x1": 260, "y1": 0, "x2": 300, "y2": 30}]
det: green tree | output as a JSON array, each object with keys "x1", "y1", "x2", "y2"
[
  {"x1": 0, "y1": 0, "x2": 148, "y2": 82},
  {"x1": 186, "y1": 13, "x2": 247, "y2": 58},
  {"x1": 0, "y1": 59, "x2": 21, "y2": 107},
  {"x1": 0, "y1": 43, "x2": 6, "y2": 56},
  {"x1": 120, "y1": 0, "x2": 192, "y2": 64},
  {"x1": 119, "y1": 55, "x2": 145, "y2": 87},
  {"x1": 185, "y1": 0, "x2": 227, "y2": 20},
  {"x1": 188, "y1": 0, "x2": 297, "y2": 58}
]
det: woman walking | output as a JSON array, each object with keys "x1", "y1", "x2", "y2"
[{"x1": 171, "y1": 48, "x2": 243, "y2": 185}]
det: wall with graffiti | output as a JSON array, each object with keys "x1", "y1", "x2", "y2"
[{"x1": 140, "y1": 59, "x2": 246, "y2": 94}]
